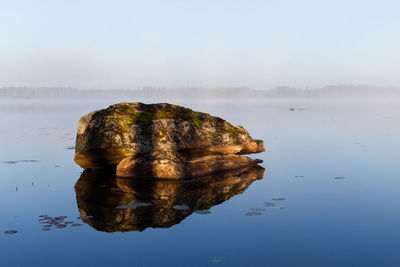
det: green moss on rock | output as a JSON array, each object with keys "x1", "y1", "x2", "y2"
[{"x1": 101, "y1": 103, "x2": 211, "y2": 131}]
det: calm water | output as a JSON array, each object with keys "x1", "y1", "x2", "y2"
[{"x1": 1, "y1": 98, "x2": 400, "y2": 266}]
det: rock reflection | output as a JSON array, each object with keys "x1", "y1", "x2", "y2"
[{"x1": 74, "y1": 165, "x2": 265, "y2": 232}]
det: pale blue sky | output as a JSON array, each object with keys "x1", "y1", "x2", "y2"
[{"x1": 1, "y1": 0, "x2": 400, "y2": 89}]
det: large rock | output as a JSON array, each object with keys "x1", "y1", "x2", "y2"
[{"x1": 74, "y1": 102, "x2": 264, "y2": 179}]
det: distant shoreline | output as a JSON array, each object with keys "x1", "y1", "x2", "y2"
[{"x1": 1, "y1": 85, "x2": 400, "y2": 99}]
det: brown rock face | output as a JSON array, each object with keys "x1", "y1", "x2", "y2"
[
  {"x1": 116, "y1": 154, "x2": 262, "y2": 179},
  {"x1": 74, "y1": 102, "x2": 264, "y2": 179},
  {"x1": 74, "y1": 165, "x2": 265, "y2": 232}
]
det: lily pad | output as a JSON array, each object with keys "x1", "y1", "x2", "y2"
[
  {"x1": 2, "y1": 160, "x2": 40, "y2": 164},
  {"x1": 172, "y1": 205, "x2": 189, "y2": 210},
  {"x1": 195, "y1": 210, "x2": 211, "y2": 215},
  {"x1": 264, "y1": 202, "x2": 276, "y2": 207},
  {"x1": 250, "y1": 208, "x2": 265, "y2": 212},
  {"x1": 4, "y1": 230, "x2": 18, "y2": 234},
  {"x1": 245, "y1": 212, "x2": 262, "y2": 216}
]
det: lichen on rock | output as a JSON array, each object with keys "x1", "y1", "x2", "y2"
[{"x1": 74, "y1": 102, "x2": 264, "y2": 179}]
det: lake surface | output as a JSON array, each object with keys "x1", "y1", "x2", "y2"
[{"x1": 1, "y1": 98, "x2": 400, "y2": 266}]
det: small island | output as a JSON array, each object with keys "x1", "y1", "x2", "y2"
[{"x1": 74, "y1": 102, "x2": 265, "y2": 179}]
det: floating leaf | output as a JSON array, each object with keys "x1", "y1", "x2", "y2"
[
  {"x1": 195, "y1": 210, "x2": 211, "y2": 215},
  {"x1": 2, "y1": 160, "x2": 40, "y2": 164},
  {"x1": 246, "y1": 212, "x2": 262, "y2": 216},
  {"x1": 4, "y1": 230, "x2": 18, "y2": 234},
  {"x1": 264, "y1": 202, "x2": 276, "y2": 207},
  {"x1": 250, "y1": 208, "x2": 265, "y2": 212}
]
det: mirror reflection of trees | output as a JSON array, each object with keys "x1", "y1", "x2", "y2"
[{"x1": 74, "y1": 165, "x2": 265, "y2": 232}]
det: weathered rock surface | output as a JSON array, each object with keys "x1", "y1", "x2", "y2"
[
  {"x1": 116, "y1": 153, "x2": 262, "y2": 179},
  {"x1": 74, "y1": 102, "x2": 264, "y2": 179},
  {"x1": 75, "y1": 165, "x2": 265, "y2": 232}
]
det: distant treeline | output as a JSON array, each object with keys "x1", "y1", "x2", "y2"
[{"x1": 1, "y1": 85, "x2": 399, "y2": 99}]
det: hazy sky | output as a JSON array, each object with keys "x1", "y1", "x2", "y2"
[{"x1": 1, "y1": 0, "x2": 400, "y2": 89}]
